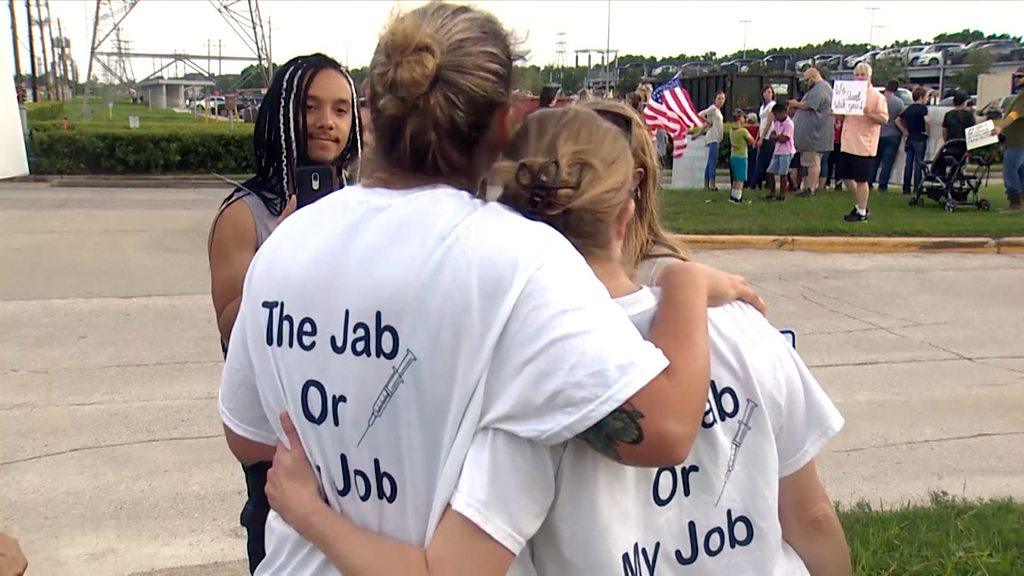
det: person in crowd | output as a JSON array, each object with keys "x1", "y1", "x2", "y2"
[
  {"x1": 538, "y1": 84, "x2": 561, "y2": 109},
  {"x1": 991, "y1": 67, "x2": 1024, "y2": 212},
  {"x1": 871, "y1": 80, "x2": 906, "y2": 192},
  {"x1": 752, "y1": 85, "x2": 777, "y2": 190},
  {"x1": 765, "y1": 102, "x2": 795, "y2": 201},
  {"x1": 206, "y1": 53, "x2": 361, "y2": 575},
  {"x1": 896, "y1": 86, "x2": 931, "y2": 195},
  {"x1": 836, "y1": 62, "x2": 888, "y2": 222},
  {"x1": 942, "y1": 92, "x2": 976, "y2": 142},
  {"x1": 825, "y1": 115, "x2": 843, "y2": 190},
  {"x1": 575, "y1": 87, "x2": 595, "y2": 104},
  {"x1": 699, "y1": 90, "x2": 726, "y2": 190},
  {"x1": 788, "y1": 67, "x2": 833, "y2": 197},
  {"x1": 0, "y1": 533, "x2": 27, "y2": 576},
  {"x1": 744, "y1": 112, "x2": 759, "y2": 186},
  {"x1": 266, "y1": 102, "x2": 850, "y2": 576},
  {"x1": 220, "y1": 4, "x2": 762, "y2": 574},
  {"x1": 729, "y1": 108, "x2": 755, "y2": 203}
]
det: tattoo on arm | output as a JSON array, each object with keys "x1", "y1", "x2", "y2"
[{"x1": 577, "y1": 402, "x2": 645, "y2": 462}]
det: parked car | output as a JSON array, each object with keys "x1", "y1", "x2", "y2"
[
  {"x1": 979, "y1": 40, "x2": 1024, "y2": 62},
  {"x1": 812, "y1": 53, "x2": 844, "y2": 71},
  {"x1": 948, "y1": 40, "x2": 1023, "y2": 64},
  {"x1": 873, "y1": 85, "x2": 913, "y2": 106},
  {"x1": 875, "y1": 48, "x2": 904, "y2": 62},
  {"x1": 720, "y1": 58, "x2": 756, "y2": 72},
  {"x1": 937, "y1": 94, "x2": 976, "y2": 106},
  {"x1": 678, "y1": 61, "x2": 712, "y2": 76},
  {"x1": 795, "y1": 57, "x2": 813, "y2": 71},
  {"x1": 194, "y1": 96, "x2": 226, "y2": 114},
  {"x1": 845, "y1": 50, "x2": 879, "y2": 69},
  {"x1": 911, "y1": 43, "x2": 964, "y2": 66},
  {"x1": 902, "y1": 45, "x2": 929, "y2": 64},
  {"x1": 762, "y1": 53, "x2": 792, "y2": 71}
]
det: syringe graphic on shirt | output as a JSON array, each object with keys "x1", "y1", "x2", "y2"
[
  {"x1": 357, "y1": 348, "x2": 417, "y2": 447},
  {"x1": 715, "y1": 398, "x2": 759, "y2": 507}
]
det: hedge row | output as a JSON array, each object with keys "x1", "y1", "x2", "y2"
[
  {"x1": 27, "y1": 130, "x2": 254, "y2": 174},
  {"x1": 26, "y1": 101, "x2": 65, "y2": 122}
]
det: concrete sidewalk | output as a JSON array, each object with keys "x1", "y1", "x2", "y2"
[{"x1": 1, "y1": 184, "x2": 1022, "y2": 576}]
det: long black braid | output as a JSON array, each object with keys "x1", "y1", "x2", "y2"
[{"x1": 226, "y1": 53, "x2": 362, "y2": 216}]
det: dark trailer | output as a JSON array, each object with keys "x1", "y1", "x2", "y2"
[{"x1": 680, "y1": 71, "x2": 799, "y2": 115}]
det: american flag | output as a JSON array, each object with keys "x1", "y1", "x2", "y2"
[{"x1": 642, "y1": 77, "x2": 704, "y2": 157}]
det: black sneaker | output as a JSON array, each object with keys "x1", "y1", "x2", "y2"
[
  {"x1": 729, "y1": 195, "x2": 743, "y2": 204},
  {"x1": 795, "y1": 188, "x2": 814, "y2": 198},
  {"x1": 843, "y1": 208, "x2": 869, "y2": 222}
]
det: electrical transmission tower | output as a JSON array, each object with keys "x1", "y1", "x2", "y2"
[
  {"x1": 81, "y1": 0, "x2": 139, "y2": 117},
  {"x1": 553, "y1": 31, "x2": 566, "y2": 84},
  {"x1": 208, "y1": 0, "x2": 272, "y2": 85}
]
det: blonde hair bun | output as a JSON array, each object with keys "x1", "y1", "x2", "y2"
[{"x1": 373, "y1": 15, "x2": 441, "y2": 115}]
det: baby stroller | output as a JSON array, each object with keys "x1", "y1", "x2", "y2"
[{"x1": 909, "y1": 139, "x2": 992, "y2": 212}]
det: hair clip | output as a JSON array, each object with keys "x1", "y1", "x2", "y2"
[{"x1": 514, "y1": 159, "x2": 582, "y2": 216}]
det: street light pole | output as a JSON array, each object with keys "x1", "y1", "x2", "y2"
[
  {"x1": 867, "y1": 7, "x2": 879, "y2": 47},
  {"x1": 740, "y1": 19, "x2": 751, "y2": 59}
]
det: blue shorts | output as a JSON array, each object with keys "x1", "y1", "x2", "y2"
[
  {"x1": 730, "y1": 157, "x2": 748, "y2": 181},
  {"x1": 769, "y1": 154, "x2": 794, "y2": 175}
]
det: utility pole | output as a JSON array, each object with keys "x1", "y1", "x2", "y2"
[
  {"x1": 604, "y1": 0, "x2": 610, "y2": 96},
  {"x1": 24, "y1": 0, "x2": 36, "y2": 101},
  {"x1": 34, "y1": 0, "x2": 50, "y2": 99},
  {"x1": 82, "y1": 0, "x2": 100, "y2": 117},
  {"x1": 8, "y1": 1, "x2": 21, "y2": 90},
  {"x1": 737, "y1": 19, "x2": 753, "y2": 59},
  {"x1": 57, "y1": 18, "x2": 69, "y2": 98},
  {"x1": 218, "y1": 39, "x2": 222, "y2": 76},
  {"x1": 45, "y1": 0, "x2": 60, "y2": 99},
  {"x1": 266, "y1": 16, "x2": 272, "y2": 83}
]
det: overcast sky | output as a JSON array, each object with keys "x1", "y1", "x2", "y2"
[{"x1": 6, "y1": 0, "x2": 1024, "y2": 81}]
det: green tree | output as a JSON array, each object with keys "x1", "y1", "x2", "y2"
[
  {"x1": 872, "y1": 57, "x2": 908, "y2": 85},
  {"x1": 952, "y1": 49, "x2": 995, "y2": 94}
]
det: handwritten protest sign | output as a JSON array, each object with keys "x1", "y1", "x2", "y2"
[
  {"x1": 965, "y1": 120, "x2": 999, "y2": 150},
  {"x1": 832, "y1": 80, "x2": 868, "y2": 115}
]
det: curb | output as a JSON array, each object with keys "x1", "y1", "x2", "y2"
[{"x1": 675, "y1": 234, "x2": 1024, "y2": 254}]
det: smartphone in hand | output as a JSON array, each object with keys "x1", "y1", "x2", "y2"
[{"x1": 294, "y1": 165, "x2": 338, "y2": 209}]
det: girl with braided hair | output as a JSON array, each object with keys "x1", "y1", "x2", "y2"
[{"x1": 207, "y1": 52, "x2": 360, "y2": 574}]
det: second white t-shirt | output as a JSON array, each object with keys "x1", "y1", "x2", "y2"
[
  {"x1": 452, "y1": 291, "x2": 844, "y2": 576},
  {"x1": 219, "y1": 184, "x2": 669, "y2": 575}
]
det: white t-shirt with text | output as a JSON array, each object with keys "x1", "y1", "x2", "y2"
[
  {"x1": 451, "y1": 290, "x2": 843, "y2": 575},
  {"x1": 219, "y1": 184, "x2": 669, "y2": 575}
]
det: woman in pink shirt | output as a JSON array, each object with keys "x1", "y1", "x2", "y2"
[{"x1": 836, "y1": 62, "x2": 889, "y2": 222}]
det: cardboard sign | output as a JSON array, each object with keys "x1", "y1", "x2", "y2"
[
  {"x1": 965, "y1": 120, "x2": 999, "y2": 150},
  {"x1": 832, "y1": 80, "x2": 868, "y2": 115}
]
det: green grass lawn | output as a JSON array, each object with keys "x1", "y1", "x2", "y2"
[
  {"x1": 840, "y1": 493, "x2": 1023, "y2": 575},
  {"x1": 659, "y1": 185, "x2": 1023, "y2": 238},
  {"x1": 26, "y1": 98, "x2": 252, "y2": 135}
]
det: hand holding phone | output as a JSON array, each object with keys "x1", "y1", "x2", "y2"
[{"x1": 295, "y1": 165, "x2": 338, "y2": 209}]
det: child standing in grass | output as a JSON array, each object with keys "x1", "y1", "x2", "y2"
[
  {"x1": 766, "y1": 102, "x2": 796, "y2": 201},
  {"x1": 729, "y1": 108, "x2": 755, "y2": 203}
]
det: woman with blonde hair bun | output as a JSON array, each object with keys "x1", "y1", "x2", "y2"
[{"x1": 220, "y1": 2, "x2": 761, "y2": 575}]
